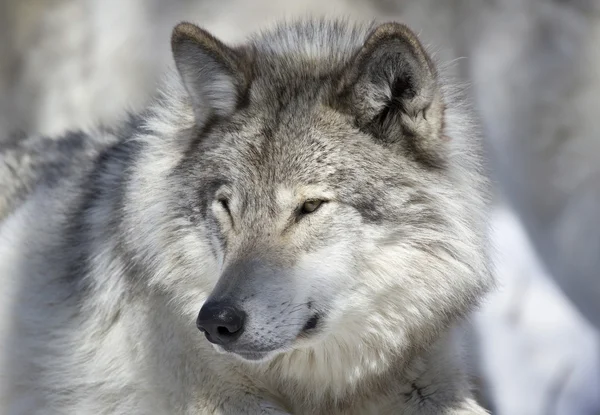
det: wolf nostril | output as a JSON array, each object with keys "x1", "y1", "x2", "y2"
[
  {"x1": 217, "y1": 326, "x2": 237, "y2": 336},
  {"x1": 196, "y1": 301, "x2": 246, "y2": 345}
]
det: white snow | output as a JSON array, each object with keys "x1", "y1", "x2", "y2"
[{"x1": 475, "y1": 206, "x2": 600, "y2": 415}]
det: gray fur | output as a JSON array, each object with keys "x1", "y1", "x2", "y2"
[{"x1": 0, "y1": 19, "x2": 491, "y2": 414}]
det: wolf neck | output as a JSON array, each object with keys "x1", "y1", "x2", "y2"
[
  {"x1": 249, "y1": 331, "x2": 464, "y2": 412},
  {"x1": 261, "y1": 348, "x2": 403, "y2": 406}
]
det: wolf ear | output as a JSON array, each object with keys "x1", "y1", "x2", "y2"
[
  {"x1": 171, "y1": 22, "x2": 249, "y2": 126},
  {"x1": 339, "y1": 23, "x2": 446, "y2": 166}
]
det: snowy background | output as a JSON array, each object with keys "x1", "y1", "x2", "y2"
[
  {"x1": 478, "y1": 206, "x2": 599, "y2": 414},
  {"x1": 1, "y1": 0, "x2": 598, "y2": 413}
]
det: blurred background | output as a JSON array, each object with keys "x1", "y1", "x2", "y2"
[{"x1": 0, "y1": 0, "x2": 598, "y2": 413}]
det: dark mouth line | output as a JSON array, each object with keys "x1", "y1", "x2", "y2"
[
  {"x1": 222, "y1": 347, "x2": 274, "y2": 352},
  {"x1": 221, "y1": 346, "x2": 281, "y2": 355},
  {"x1": 302, "y1": 314, "x2": 320, "y2": 332}
]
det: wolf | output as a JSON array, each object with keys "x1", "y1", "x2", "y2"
[{"x1": 0, "y1": 19, "x2": 492, "y2": 414}]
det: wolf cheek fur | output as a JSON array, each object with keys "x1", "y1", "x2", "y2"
[{"x1": 0, "y1": 19, "x2": 492, "y2": 414}]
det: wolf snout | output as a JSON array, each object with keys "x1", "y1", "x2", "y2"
[{"x1": 196, "y1": 300, "x2": 246, "y2": 345}]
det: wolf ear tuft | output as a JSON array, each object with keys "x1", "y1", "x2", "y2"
[
  {"x1": 171, "y1": 22, "x2": 249, "y2": 126},
  {"x1": 339, "y1": 23, "x2": 446, "y2": 166}
]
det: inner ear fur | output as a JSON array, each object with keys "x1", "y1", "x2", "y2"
[{"x1": 338, "y1": 22, "x2": 447, "y2": 167}]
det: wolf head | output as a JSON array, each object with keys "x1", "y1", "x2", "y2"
[{"x1": 131, "y1": 19, "x2": 490, "y2": 369}]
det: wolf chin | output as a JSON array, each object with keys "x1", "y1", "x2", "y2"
[{"x1": 0, "y1": 18, "x2": 492, "y2": 414}]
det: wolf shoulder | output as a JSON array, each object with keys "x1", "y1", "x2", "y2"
[{"x1": 0, "y1": 125, "x2": 132, "y2": 222}]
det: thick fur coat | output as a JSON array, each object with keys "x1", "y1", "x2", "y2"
[{"x1": 0, "y1": 19, "x2": 492, "y2": 414}]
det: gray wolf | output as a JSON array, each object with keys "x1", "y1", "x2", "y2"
[{"x1": 0, "y1": 19, "x2": 492, "y2": 414}]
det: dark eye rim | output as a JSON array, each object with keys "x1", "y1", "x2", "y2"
[
  {"x1": 298, "y1": 199, "x2": 327, "y2": 216},
  {"x1": 217, "y1": 197, "x2": 233, "y2": 219}
]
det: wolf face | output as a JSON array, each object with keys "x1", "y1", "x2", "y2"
[{"x1": 150, "y1": 20, "x2": 490, "y2": 364}]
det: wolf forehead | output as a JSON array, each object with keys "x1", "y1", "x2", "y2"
[{"x1": 177, "y1": 111, "x2": 422, "y2": 222}]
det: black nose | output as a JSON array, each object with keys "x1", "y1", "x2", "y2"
[{"x1": 196, "y1": 300, "x2": 246, "y2": 345}]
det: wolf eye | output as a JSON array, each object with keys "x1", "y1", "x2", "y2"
[
  {"x1": 218, "y1": 198, "x2": 232, "y2": 218},
  {"x1": 300, "y1": 200, "x2": 325, "y2": 215}
]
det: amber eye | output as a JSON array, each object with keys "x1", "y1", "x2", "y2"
[{"x1": 300, "y1": 200, "x2": 324, "y2": 215}]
